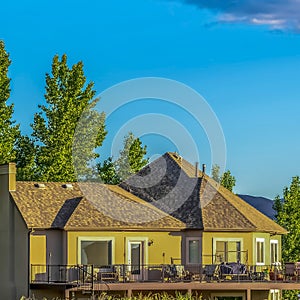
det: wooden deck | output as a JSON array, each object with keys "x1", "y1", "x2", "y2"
[{"x1": 65, "y1": 281, "x2": 300, "y2": 298}]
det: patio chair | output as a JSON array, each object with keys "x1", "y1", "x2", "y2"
[{"x1": 203, "y1": 264, "x2": 219, "y2": 282}]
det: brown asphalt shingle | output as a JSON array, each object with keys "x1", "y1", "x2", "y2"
[
  {"x1": 10, "y1": 181, "x2": 185, "y2": 230},
  {"x1": 120, "y1": 152, "x2": 287, "y2": 234},
  {"x1": 10, "y1": 152, "x2": 287, "y2": 234}
]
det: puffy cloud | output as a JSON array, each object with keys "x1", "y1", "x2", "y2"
[{"x1": 182, "y1": 0, "x2": 300, "y2": 31}]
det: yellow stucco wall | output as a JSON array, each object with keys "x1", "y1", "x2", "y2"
[
  {"x1": 30, "y1": 235, "x2": 46, "y2": 265},
  {"x1": 67, "y1": 231, "x2": 181, "y2": 265},
  {"x1": 30, "y1": 234, "x2": 47, "y2": 277}
]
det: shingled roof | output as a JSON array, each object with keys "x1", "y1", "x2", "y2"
[
  {"x1": 10, "y1": 153, "x2": 287, "y2": 234},
  {"x1": 120, "y1": 152, "x2": 287, "y2": 234},
  {"x1": 10, "y1": 181, "x2": 185, "y2": 231}
]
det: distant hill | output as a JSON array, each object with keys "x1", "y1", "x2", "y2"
[{"x1": 238, "y1": 194, "x2": 276, "y2": 220}]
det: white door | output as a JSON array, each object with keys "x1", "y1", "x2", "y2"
[{"x1": 128, "y1": 240, "x2": 147, "y2": 281}]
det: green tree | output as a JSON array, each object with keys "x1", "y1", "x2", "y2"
[
  {"x1": 211, "y1": 164, "x2": 236, "y2": 192},
  {"x1": 0, "y1": 41, "x2": 20, "y2": 164},
  {"x1": 220, "y1": 170, "x2": 236, "y2": 192},
  {"x1": 97, "y1": 157, "x2": 120, "y2": 184},
  {"x1": 15, "y1": 135, "x2": 36, "y2": 181},
  {"x1": 32, "y1": 54, "x2": 106, "y2": 182},
  {"x1": 274, "y1": 176, "x2": 300, "y2": 299},
  {"x1": 115, "y1": 132, "x2": 148, "y2": 181},
  {"x1": 211, "y1": 164, "x2": 221, "y2": 182}
]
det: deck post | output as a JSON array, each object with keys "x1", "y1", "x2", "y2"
[
  {"x1": 247, "y1": 288, "x2": 251, "y2": 300},
  {"x1": 127, "y1": 289, "x2": 132, "y2": 297},
  {"x1": 64, "y1": 289, "x2": 69, "y2": 300}
]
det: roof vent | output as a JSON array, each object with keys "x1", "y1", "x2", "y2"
[
  {"x1": 62, "y1": 183, "x2": 73, "y2": 189},
  {"x1": 202, "y1": 164, "x2": 206, "y2": 174},
  {"x1": 173, "y1": 152, "x2": 182, "y2": 163},
  {"x1": 34, "y1": 183, "x2": 46, "y2": 189}
]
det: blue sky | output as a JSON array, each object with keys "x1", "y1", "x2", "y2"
[{"x1": 1, "y1": 0, "x2": 300, "y2": 198}]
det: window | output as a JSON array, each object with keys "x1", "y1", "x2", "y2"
[
  {"x1": 78, "y1": 237, "x2": 114, "y2": 265},
  {"x1": 215, "y1": 240, "x2": 242, "y2": 263},
  {"x1": 270, "y1": 289, "x2": 280, "y2": 300},
  {"x1": 187, "y1": 238, "x2": 200, "y2": 264},
  {"x1": 270, "y1": 240, "x2": 279, "y2": 264},
  {"x1": 256, "y1": 238, "x2": 265, "y2": 265},
  {"x1": 211, "y1": 292, "x2": 244, "y2": 300}
]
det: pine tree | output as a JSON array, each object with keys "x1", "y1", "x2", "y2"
[
  {"x1": 0, "y1": 41, "x2": 20, "y2": 164},
  {"x1": 32, "y1": 54, "x2": 106, "y2": 182}
]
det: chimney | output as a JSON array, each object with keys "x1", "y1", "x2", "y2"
[
  {"x1": 195, "y1": 162, "x2": 199, "y2": 177},
  {"x1": 0, "y1": 163, "x2": 17, "y2": 299},
  {"x1": 0, "y1": 163, "x2": 16, "y2": 191},
  {"x1": 202, "y1": 163, "x2": 206, "y2": 175}
]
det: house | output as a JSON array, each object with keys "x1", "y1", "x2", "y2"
[{"x1": 0, "y1": 153, "x2": 294, "y2": 300}]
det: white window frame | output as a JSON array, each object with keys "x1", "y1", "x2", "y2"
[
  {"x1": 213, "y1": 237, "x2": 243, "y2": 263},
  {"x1": 270, "y1": 289, "x2": 280, "y2": 300},
  {"x1": 255, "y1": 237, "x2": 265, "y2": 265},
  {"x1": 77, "y1": 236, "x2": 115, "y2": 265},
  {"x1": 186, "y1": 237, "x2": 201, "y2": 264},
  {"x1": 270, "y1": 240, "x2": 279, "y2": 264}
]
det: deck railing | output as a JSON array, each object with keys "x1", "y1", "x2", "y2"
[{"x1": 30, "y1": 262, "x2": 298, "y2": 285}]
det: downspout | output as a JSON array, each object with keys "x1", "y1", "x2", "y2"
[{"x1": 27, "y1": 228, "x2": 33, "y2": 297}]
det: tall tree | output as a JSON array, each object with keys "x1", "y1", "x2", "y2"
[
  {"x1": 211, "y1": 164, "x2": 236, "y2": 192},
  {"x1": 0, "y1": 41, "x2": 20, "y2": 164},
  {"x1": 97, "y1": 157, "x2": 120, "y2": 184},
  {"x1": 274, "y1": 176, "x2": 300, "y2": 299},
  {"x1": 211, "y1": 164, "x2": 221, "y2": 182},
  {"x1": 220, "y1": 170, "x2": 236, "y2": 192},
  {"x1": 32, "y1": 54, "x2": 106, "y2": 182},
  {"x1": 115, "y1": 132, "x2": 148, "y2": 182},
  {"x1": 15, "y1": 135, "x2": 36, "y2": 181}
]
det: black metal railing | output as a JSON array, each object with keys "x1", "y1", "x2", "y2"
[{"x1": 30, "y1": 262, "x2": 300, "y2": 285}]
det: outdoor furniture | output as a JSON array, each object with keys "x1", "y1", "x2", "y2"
[
  {"x1": 203, "y1": 264, "x2": 219, "y2": 281},
  {"x1": 269, "y1": 262, "x2": 283, "y2": 281},
  {"x1": 162, "y1": 264, "x2": 191, "y2": 282},
  {"x1": 248, "y1": 266, "x2": 266, "y2": 281},
  {"x1": 97, "y1": 266, "x2": 118, "y2": 282},
  {"x1": 284, "y1": 262, "x2": 298, "y2": 281},
  {"x1": 219, "y1": 262, "x2": 249, "y2": 281},
  {"x1": 148, "y1": 267, "x2": 162, "y2": 281}
]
